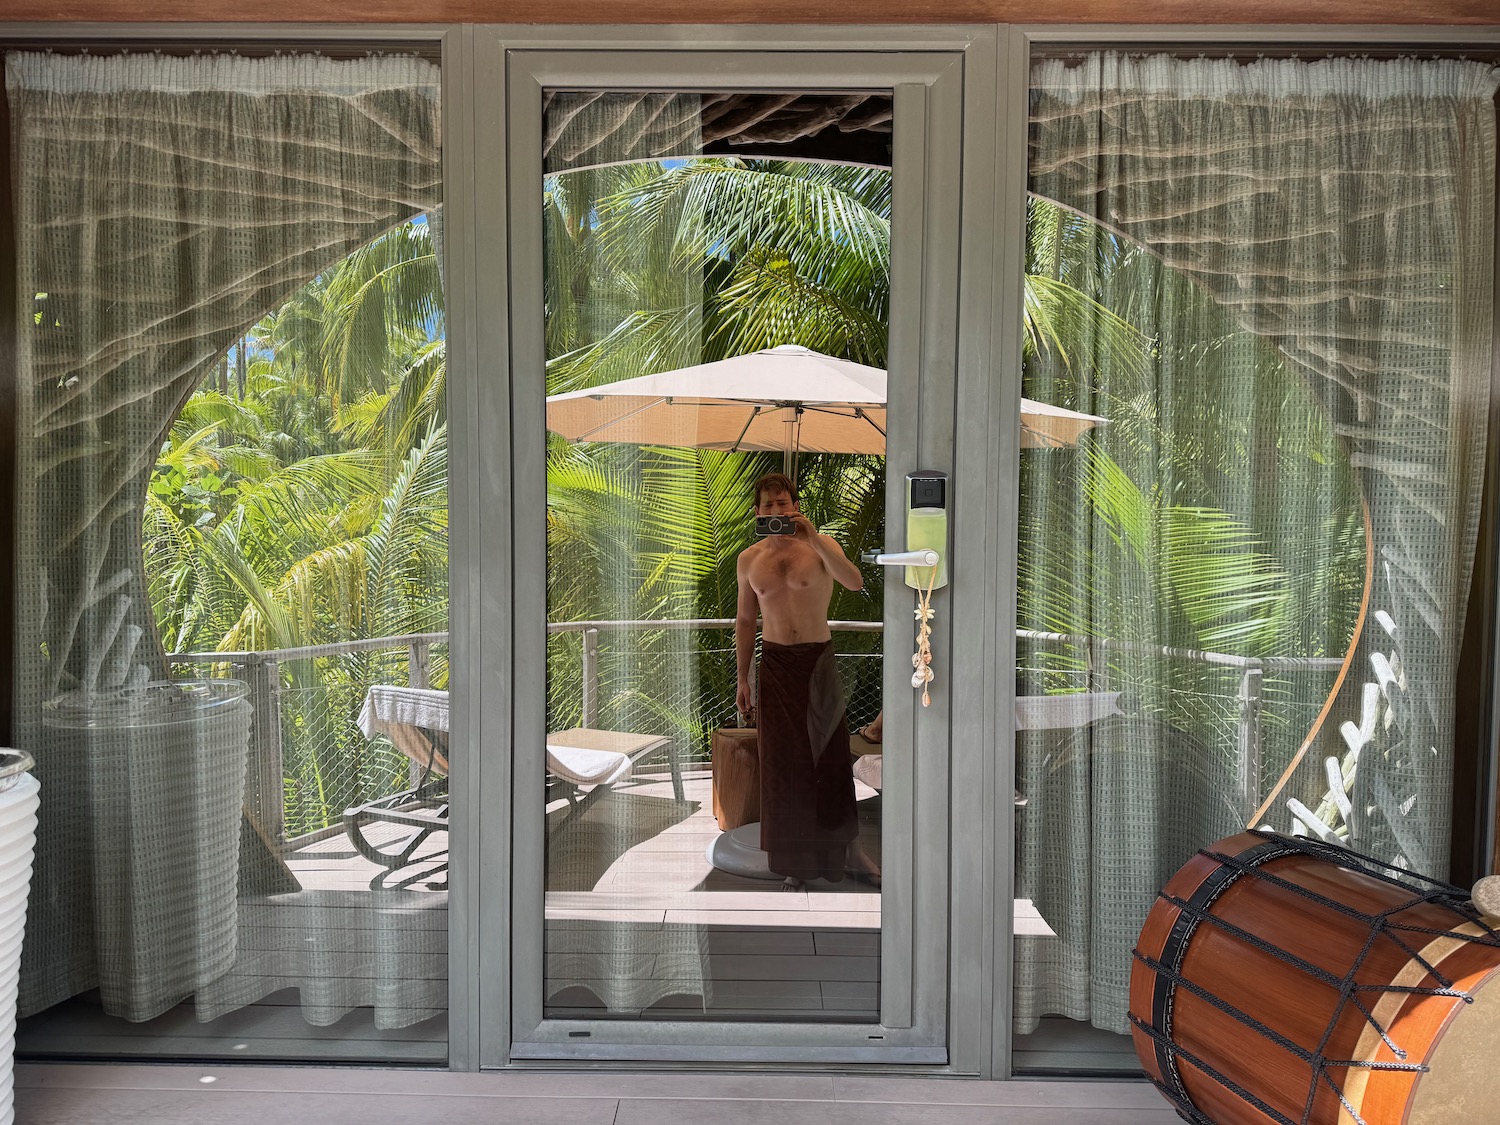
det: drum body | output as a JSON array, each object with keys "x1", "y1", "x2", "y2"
[{"x1": 1131, "y1": 831, "x2": 1500, "y2": 1125}]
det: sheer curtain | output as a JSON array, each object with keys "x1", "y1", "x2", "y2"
[
  {"x1": 542, "y1": 92, "x2": 713, "y2": 1015},
  {"x1": 9, "y1": 51, "x2": 443, "y2": 1030},
  {"x1": 1016, "y1": 54, "x2": 1498, "y2": 1034}
]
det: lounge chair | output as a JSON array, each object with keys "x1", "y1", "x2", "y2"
[
  {"x1": 345, "y1": 685, "x2": 450, "y2": 886},
  {"x1": 345, "y1": 687, "x2": 683, "y2": 882},
  {"x1": 847, "y1": 692, "x2": 1124, "y2": 800},
  {"x1": 544, "y1": 727, "x2": 682, "y2": 838}
]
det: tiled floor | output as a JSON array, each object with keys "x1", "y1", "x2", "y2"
[{"x1": 16, "y1": 1064, "x2": 1181, "y2": 1124}]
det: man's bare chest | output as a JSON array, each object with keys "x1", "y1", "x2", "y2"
[{"x1": 747, "y1": 542, "x2": 828, "y2": 597}]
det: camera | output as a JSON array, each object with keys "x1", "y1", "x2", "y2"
[{"x1": 755, "y1": 514, "x2": 797, "y2": 537}]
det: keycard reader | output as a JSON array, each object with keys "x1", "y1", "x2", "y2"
[{"x1": 905, "y1": 469, "x2": 947, "y2": 591}]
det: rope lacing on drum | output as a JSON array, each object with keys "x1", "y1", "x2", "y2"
[{"x1": 1135, "y1": 831, "x2": 1500, "y2": 1125}]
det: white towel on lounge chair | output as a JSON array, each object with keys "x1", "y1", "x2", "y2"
[
  {"x1": 851, "y1": 753, "x2": 883, "y2": 790},
  {"x1": 357, "y1": 690, "x2": 649, "y2": 791},
  {"x1": 545, "y1": 743, "x2": 633, "y2": 787},
  {"x1": 358, "y1": 685, "x2": 451, "y2": 774},
  {"x1": 1013, "y1": 691, "x2": 1122, "y2": 731},
  {"x1": 358, "y1": 685, "x2": 450, "y2": 741}
]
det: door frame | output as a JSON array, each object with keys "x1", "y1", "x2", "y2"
[{"x1": 466, "y1": 24, "x2": 1013, "y2": 1068}]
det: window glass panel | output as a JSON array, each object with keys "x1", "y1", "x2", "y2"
[
  {"x1": 10, "y1": 50, "x2": 448, "y2": 1063},
  {"x1": 540, "y1": 91, "x2": 890, "y2": 1022},
  {"x1": 1013, "y1": 52, "x2": 1498, "y2": 1073}
]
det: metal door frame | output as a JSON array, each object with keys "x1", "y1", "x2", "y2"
[{"x1": 477, "y1": 27, "x2": 1005, "y2": 1067}]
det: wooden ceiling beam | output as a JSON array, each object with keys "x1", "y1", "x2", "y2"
[{"x1": 0, "y1": 0, "x2": 1496, "y2": 26}]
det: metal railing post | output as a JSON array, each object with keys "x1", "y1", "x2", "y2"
[
  {"x1": 1084, "y1": 637, "x2": 1111, "y2": 694},
  {"x1": 582, "y1": 627, "x2": 600, "y2": 728},
  {"x1": 246, "y1": 654, "x2": 285, "y2": 843},
  {"x1": 1236, "y1": 663, "x2": 1265, "y2": 817},
  {"x1": 408, "y1": 638, "x2": 432, "y2": 787},
  {"x1": 409, "y1": 639, "x2": 431, "y2": 690}
]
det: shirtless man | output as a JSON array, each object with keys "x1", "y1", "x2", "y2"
[{"x1": 735, "y1": 472, "x2": 880, "y2": 890}]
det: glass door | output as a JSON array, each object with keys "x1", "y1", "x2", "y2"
[{"x1": 501, "y1": 47, "x2": 963, "y2": 1062}]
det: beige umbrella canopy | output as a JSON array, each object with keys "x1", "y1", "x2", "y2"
[{"x1": 545, "y1": 344, "x2": 1107, "y2": 471}]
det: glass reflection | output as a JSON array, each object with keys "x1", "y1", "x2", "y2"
[{"x1": 541, "y1": 91, "x2": 891, "y2": 1021}]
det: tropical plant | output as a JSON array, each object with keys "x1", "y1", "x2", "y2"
[
  {"x1": 144, "y1": 218, "x2": 449, "y2": 833},
  {"x1": 1016, "y1": 196, "x2": 1366, "y2": 795},
  {"x1": 143, "y1": 157, "x2": 1369, "y2": 831},
  {"x1": 542, "y1": 160, "x2": 897, "y2": 748}
]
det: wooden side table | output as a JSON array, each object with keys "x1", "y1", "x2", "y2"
[{"x1": 710, "y1": 727, "x2": 760, "y2": 831}]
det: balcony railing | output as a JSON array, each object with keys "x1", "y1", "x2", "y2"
[
  {"x1": 546, "y1": 618, "x2": 883, "y2": 730},
  {"x1": 1017, "y1": 629, "x2": 1344, "y2": 813},
  {"x1": 170, "y1": 633, "x2": 448, "y2": 844},
  {"x1": 171, "y1": 623, "x2": 1344, "y2": 846}
]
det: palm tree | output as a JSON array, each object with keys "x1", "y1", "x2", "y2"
[
  {"x1": 541, "y1": 159, "x2": 1148, "y2": 607},
  {"x1": 539, "y1": 159, "x2": 1159, "y2": 752},
  {"x1": 144, "y1": 218, "x2": 450, "y2": 832},
  {"x1": 146, "y1": 162, "x2": 1365, "y2": 831},
  {"x1": 1016, "y1": 197, "x2": 1366, "y2": 804},
  {"x1": 539, "y1": 158, "x2": 1365, "y2": 790},
  {"x1": 541, "y1": 160, "x2": 897, "y2": 745}
]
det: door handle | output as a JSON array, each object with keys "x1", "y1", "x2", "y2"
[{"x1": 861, "y1": 548, "x2": 939, "y2": 568}]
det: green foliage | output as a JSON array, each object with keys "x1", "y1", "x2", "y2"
[
  {"x1": 145, "y1": 218, "x2": 448, "y2": 834},
  {"x1": 541, "y1": 159, "x2": 896, "y2": 753},
  {"x1": 1017, "y1": 196, "x2": 1366, "y2": 787},
  {"x1": 142, "y1": 157, "x2": 1369, "y2": 833}
]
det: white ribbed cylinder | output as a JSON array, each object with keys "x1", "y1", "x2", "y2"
[{"x1": 0, "y1": 770, "x2": 39, "y2": 1125}]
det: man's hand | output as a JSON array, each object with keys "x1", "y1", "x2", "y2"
[
  {"x1": 736, "y1": 679, "x2": 754, "y2": 719},
  {"x1": 790, "y1": 512, "x2": 818, "y2": 540}
]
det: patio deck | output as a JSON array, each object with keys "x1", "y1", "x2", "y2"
[
  {"x1": 294, "y1": 767, "x2": 890, "y2": 1022},
  {"x1": 19, "y1": 766, "x2": 1059, "y2": 1063}
]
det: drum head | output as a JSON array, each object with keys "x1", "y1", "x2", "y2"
[{"x1": 1408, "y1": 965, "x2": 1500, "y2": 1124}]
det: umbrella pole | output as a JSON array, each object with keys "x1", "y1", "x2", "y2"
[{"x1": 781, "y1": 407, "x2": 800, "y2": 481}]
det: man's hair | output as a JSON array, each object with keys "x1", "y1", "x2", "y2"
[{"x1": 753, "y1": 471, "x2": 798, "y2": 507}]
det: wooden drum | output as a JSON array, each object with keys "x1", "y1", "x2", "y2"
[{"x1": 1131, "y1": 831, "x2": 1500, "y2": 1125}]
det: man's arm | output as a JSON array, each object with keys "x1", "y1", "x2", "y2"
[
  {"x1": 794, "y1": 517, "x2": 863, "y2": 591},
  {"x1": 734, "y1": 552, "x2": 760, "y2": 717}
]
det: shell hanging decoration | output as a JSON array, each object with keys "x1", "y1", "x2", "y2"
[{"x1": 911, "y1": 559, "x2": 939, "y2": 707}]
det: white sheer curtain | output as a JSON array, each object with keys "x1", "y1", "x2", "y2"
[
  {"x1": 9, "y1": 51, "x2": 443, "y2": 1031},
  {"x1": 542, "y1": 92, "x2": 714, "y2": 1016},
  {"x1": 1016, "y1": 54, "x2": 1498, "y2": 1034}
]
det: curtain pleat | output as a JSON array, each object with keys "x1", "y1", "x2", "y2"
[{"x1": 542, "y1": 92, "x2": 714, "y2": 1016}]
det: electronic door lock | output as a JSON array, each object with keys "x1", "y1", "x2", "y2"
[
  {"x1": 859, "y1": 471, "x2": 948, "y2": 589},
  {"x1": 905, "y1": 470, "x2": 947, "y2": 591}
]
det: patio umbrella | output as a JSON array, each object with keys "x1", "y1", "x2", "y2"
[{"x1": 545, "y1": 344, "x2": 1108, "y2": 473}]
